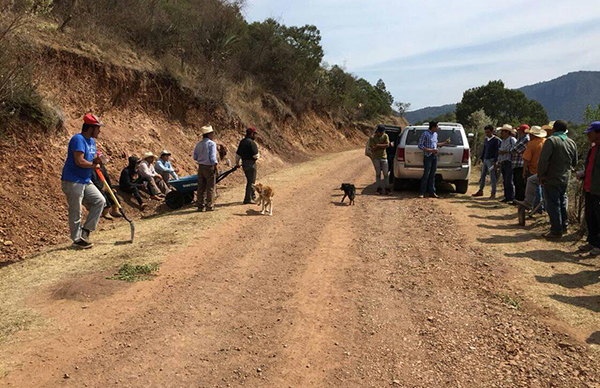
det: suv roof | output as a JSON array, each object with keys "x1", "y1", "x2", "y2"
[{"x1": 419, "y1": 122, "x2": 464, "y2": 128}]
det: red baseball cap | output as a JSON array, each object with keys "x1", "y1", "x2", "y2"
[
  {"x1": 83, "y1": 113, "x2": 104, "y2": 126},
  {"x1": 518, "y1": 124, "x2": 530, "y2": 131},
  {"x1": 247, "y1": 127, "x2": 258, "y2": 134}
]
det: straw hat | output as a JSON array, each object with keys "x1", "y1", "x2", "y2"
[
  {"x1": 500, "y1": 124, "x2": 516, "y2": 134},
  {"x1": 541, "y1": 123, "x2": 553, "y2": 131},
  {"x1": 201, "y1": 125, "x2": 214, "y2": 135},
  {"x1": 143, "y1": 151, "x2": 157, "y2": 160},
  {"x1": 528, "y1": 126, "x2": 547, "y2": 138}
]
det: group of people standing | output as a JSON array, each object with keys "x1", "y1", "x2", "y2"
[
  {"x1": 473, "y1": 120, "x2": 585, "y2": 241},
  {"x1": 60, "y1": 114, "x2": 261, "y2": 249}
]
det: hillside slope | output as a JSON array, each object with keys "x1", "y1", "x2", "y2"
[
  {"x1": 520, "y1": 71, "x2": 600, "y2": 123},
  {"x1": 0, "y1": 38, "x2": 406, "y2": 264},
  {"x1": 405, "y1": 71, "x2": 600, "y2": 124},
  {"x1": 405, "y1": 104, "x2": 456, "y2": 124}
]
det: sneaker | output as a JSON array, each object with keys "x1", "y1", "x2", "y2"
[
  {"x1": 418, "y1": 194, "x2": 425, "y2": 198},
  {"x1": 81, "y1": 228, "x2": 91, "y2": 243},
  {"x1": 472, "y1": 190, "x2": 484, "y2": 197},
  {"x1": 102, "y1": 212, "x2": 114, "y2": 220},
  {"x1": 430, "y1": 193, "x2": 439, "y2": 199},
  {"x1": 206, "y1": 207, "x2": 216, "y2": 212},
  {"x1": 72, "y1": 239, "x2": 93, "y2": 249},
  {"x1": 578, "y1": 243, "x2": 595, "y2": 252},
  {"x1": 489, "y1": 194, "x2": 496, "y2": 199},
  {"x1": 244, "y1": 200, "x2": 256, "y2": 205},
  {"x1": 543, "y1": 231, "x2": 563, "y2": 240},
  {"x1": 197, "y1": 207, "x2": 205, "y2": 212}
]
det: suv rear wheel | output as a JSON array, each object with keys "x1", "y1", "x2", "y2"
[{"x1": 455, "y1": 180, "x2": 469, "y2": 194}]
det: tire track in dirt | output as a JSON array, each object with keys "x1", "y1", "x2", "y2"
[
  {"x1": 1, "y1": 151, "x2": 370, "y2": 388},
  {"x1": 2, "y1": 150, "x2": 600, "y2": 388}
]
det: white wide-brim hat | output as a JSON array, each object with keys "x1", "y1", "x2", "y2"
[{"x1": 201, "y1": 125, "x2": 214, "y2": 135}]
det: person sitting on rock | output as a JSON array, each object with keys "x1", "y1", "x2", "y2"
[
  {"x1": 155, "y1": 150, "x2": 179, "y2": 182},
  {"x1": 138, "y1": 152, "x2": 170, "y2": 198},
  {"x1": 119, "y1": 156, "x2": 151, "y2": 206}
]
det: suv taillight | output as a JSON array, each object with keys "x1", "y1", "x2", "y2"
[
  {"x1": 397, "y1": 147, "x2": 405, "y2": 162},
  {"x1": 462, "y1": 149, "x2": 470, "y2": 163}
]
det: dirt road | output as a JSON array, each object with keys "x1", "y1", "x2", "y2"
[{"x1": 1, "y1": 150, "x2": 599, "y2": 387}]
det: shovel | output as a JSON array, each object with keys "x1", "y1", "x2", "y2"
[{"x1": 95, "y1": 168, "x2": 135, "y2": 243}]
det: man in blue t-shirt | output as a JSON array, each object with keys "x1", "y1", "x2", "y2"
[{"x1": 61, "y1": 114, "x2": 106, "y2": 249}]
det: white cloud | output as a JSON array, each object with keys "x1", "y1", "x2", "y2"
[{"x1": 244, "y1": 0, "x2": 600, "y2": 109}]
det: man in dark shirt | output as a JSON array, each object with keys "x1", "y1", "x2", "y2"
[
  {"x1": 236, "y1": 127, "x2": 260, "y2": 204},
  {"x1": 473, "y1": 125, "x2": 501, "y2": 198},
  {"x1": 538, "y1": 120, "x2": 578, "y2": 238}
]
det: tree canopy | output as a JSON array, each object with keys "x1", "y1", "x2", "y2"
[{"x1": 456, "y1": 80, "x2": 548, "y2": 127}]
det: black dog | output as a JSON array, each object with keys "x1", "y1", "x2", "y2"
[{"x1": 340, "y1": 183, "x2": 356, "y2": 206}]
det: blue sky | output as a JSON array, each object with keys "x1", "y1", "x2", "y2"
[{"x1": 244, "y1": 0, "x2": 600, "y2": 110}]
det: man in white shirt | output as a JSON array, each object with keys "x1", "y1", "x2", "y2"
[
  {"x1": 138, "y1": 151, "x2": 170, "y2": 197},
  {"x1": 193, "y1": 125, "x2": 218, "y2": 211}
]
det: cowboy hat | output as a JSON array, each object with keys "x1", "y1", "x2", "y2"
[
  {"x1": 500, "y1": 124, "x2": 516, "y2": 134},
  {"x1": 528, "y1": 126, "x2": 547, "y2": 138},
  {"x1": 160, "y1": 150, "x2": 172, "y2": 157},
  {"x1": 541, "y1": 123, "x2": 553, "y2": 131},
  {"x1": 143, "y1": 151, "x2": 157, "y2": 160},
  {"x1": 201, "y1": 125, "x2": 214, "y2": 135}
]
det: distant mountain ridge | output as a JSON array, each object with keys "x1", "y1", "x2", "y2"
[{"x1": 405, "y1": 71, "x2": 600, "y2": 124}]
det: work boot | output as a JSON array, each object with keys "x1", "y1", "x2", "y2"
[
  {"x1": 472, "y1": 190, "x2": 483, "y2": 197},
  {"x1": 543, "y1": 231, "x2": 563, "y2": 240},
  {"x1": 589, "y1": 248, "x2": 600, "y2": 256},
  {"x1": 102, "y1": 207, "x2": 114, "y2": 220},
  {"x1": 110, "y1": 204, "x2": 122, "y2": 218},
  {"x1": 578, "y1": 243, "x2": 595, "y2": 252},
  {"x1": 72, "y1": 239, "x2": 93, "y2": 249}
]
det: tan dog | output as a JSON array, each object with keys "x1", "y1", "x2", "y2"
[{"x1": 253, "y1": 183, "x2": 274, "y2": 216}]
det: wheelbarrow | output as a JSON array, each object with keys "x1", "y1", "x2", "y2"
[{"x1": 165, "y1": 166, "x2": 240, "y2": 210}]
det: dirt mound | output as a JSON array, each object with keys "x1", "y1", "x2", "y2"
[{"x1": 0, "y1": 44, "x2": 406, "y2": 265}]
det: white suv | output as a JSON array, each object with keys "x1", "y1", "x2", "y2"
[{"x1": 393, "y1": 122, "x2": 472, "y2": 193}]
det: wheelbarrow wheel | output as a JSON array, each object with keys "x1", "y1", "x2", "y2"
[
  {"x1": 518, "y1": 205, "x2": 526, "y2": 226},
  {"x1": 165, "y1": 191, "x2": 185, "y2": 210}
]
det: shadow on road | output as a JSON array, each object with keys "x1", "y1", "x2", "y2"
[
  {"x1": 470, "y1": 213, "x2": 518, "y2": 221},
  {"x1": 587, "y1": 331, "x2": 600, "y2": 345},
  {"x1": 505, "y1": 249, "x2": 594, "y2": 266},
  {"x1": 477, "y1": 233, "x2": 537, "y2": 244},
  {"x1": 536, "y1": 270, "x2": 600, "y2": 289},
  {"x1": 550, "y1": 294, "x2": 600, "y2": 312}
]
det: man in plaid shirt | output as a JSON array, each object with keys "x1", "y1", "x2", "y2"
[
  {"x1": 418, "y1": 121, "x2": 450, "y2": 198},
  {"x1": 511, "y1": 124, "x2": 530, "y2": 201}
]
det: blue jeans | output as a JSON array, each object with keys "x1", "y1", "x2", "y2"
[
  {"x1": 420, "y1": 154, "x2": 437, "y2": 195},
  {"x1": 500, "y1": 161, "x2": 514, "y2": 200},
  {"x1": 479, "y1": 158, "x2": 497, "y2": 195},
  {"x1": 544, "y1": 184, "x2": 568, "y2": 234}
]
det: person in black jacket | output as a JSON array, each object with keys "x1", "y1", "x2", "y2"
[
  {"x1": 235, "y1": 127, "x2": 260, "y2": 204},
  {"x1": 91, "y1": 164, "x2": 121, "y2": 220},
  {"x1": 119, "y1": 156, "x2": 149, "y2": 208}
]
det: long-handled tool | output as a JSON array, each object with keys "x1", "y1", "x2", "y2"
[{"x1": 95, "y1": 168, "x2": 135, "y2": 243}]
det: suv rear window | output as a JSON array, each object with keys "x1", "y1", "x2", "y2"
[{"x1": 404, "y1": 129, "x2": 464, "y2": 146}]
